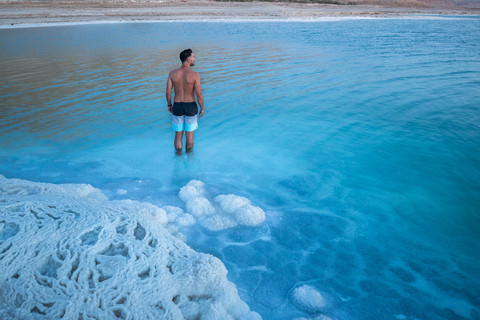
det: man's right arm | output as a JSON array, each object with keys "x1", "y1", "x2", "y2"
[{"x1": 194, "y1": 73, "x2": 204, "y2": 118}]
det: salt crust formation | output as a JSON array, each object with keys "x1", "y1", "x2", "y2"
[
  {"x1": 179, "y1": 180, "x2": 266, "y2": 231},
  {"x1": 0, "y1": 175, "x2": 262, "y2": 320},
  {"x1": 291, "y1": 285, "x2": 326, "y2": 313},
  {"x1": 293, "y1": 316, "x2": 333, "y2": 320}
]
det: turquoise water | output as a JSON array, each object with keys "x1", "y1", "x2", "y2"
[{"x1": 1, "y1": 18, "x2": 480, "y2": 319}]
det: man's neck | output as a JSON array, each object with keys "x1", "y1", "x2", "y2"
[{"x1": 181, "y1": 63, "x2": 190, "y2": 70}]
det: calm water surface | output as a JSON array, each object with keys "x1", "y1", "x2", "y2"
[{"x1": 1, "y1": 19, "x2": 480, "y2": 320}]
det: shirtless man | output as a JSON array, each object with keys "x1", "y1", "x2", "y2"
[{"x1": 166, "y1": 48, "x2": 204, "y2": 153}]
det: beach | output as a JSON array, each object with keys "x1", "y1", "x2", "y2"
[{"x1": 1, "y1": 0, "x2": 480, "y2": 27}]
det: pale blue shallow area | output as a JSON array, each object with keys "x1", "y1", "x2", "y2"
[{"x1": 1, "y1": 18, "x2": 480, "y2": 320}]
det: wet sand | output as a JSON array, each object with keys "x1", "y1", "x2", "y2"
[{"x1": 1, "y1": 0, "x2": 479, "y2": 27}]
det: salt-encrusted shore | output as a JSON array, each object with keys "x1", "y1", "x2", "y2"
[
  {"x1": 0, "y1": 176, "x2": 266, "y2": 319},
  {"x1": 1, "y1": 0, "x2": 479, "y2": 27}
]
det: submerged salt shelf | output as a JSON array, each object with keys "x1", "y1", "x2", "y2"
[{"x1": 0, "y1": 175, "x2": 262, "y2": 319}]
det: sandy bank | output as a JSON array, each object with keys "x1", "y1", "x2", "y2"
[{"x1": 1, "y1": 0, "x2": 479, "y2": 26}]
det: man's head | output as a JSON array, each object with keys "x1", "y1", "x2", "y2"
[{"x1": 180, "y1": 49, "x2": 195, "y2": 66}]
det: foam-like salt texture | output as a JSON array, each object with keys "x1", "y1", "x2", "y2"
[
  {"x1": 0, "y1": 175, "x2": 261, "y2": 320},
  {"x1": 290, "y1": 285, "x2": 327, "y2": 313},
  {"x1": 178, "y1": 181, "x2": 266, "y2": 231}
]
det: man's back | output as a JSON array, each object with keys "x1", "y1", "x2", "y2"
[{"x1": 168, "y1": 67, "x2": 198, "y2": 103}]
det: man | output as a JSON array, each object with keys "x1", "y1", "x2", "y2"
[{"x1": 166, "y1": 48, "x2": 205, "y2": 153}]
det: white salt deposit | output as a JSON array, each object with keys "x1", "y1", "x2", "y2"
[
  {"x1": 214, "y1": 194, "x2": 251, "y2": 215},
  {"x1": 178, "y1": 181, "x2": 266, "y2": 231},
  {"x1": 293, "y1": 316, "x2": 333, "y2": 320},
  {"x1": 0, "y1": 175, "x2": 262, "y2": 320},
  {"x1": 175, "y1": 213, "x2": 196, "y2": 227},
  {"x1": 179, "y1": 180, "x2": 207, "y2": 202},
  {"x1": 186, "y1": 197, "x2": 216, "y2": 218},
  {"x1": 290, "y1": 285, "x2": 327, "y2": 313}
]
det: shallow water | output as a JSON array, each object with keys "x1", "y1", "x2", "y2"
[{"x1": 1, "y1": 18, "x2": 480, "y2": 319}]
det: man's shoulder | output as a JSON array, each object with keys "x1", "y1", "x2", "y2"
[
  {"x1": 189, "y1": 70, "x2": 200, "y2": 78},
  {"x1": 169, "y1": 68, "x2": 180, "y2": 76}
]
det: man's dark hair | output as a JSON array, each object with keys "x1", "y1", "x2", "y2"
[{"x1": 180, "y1": 49, "x2": 193, "y2": 63}]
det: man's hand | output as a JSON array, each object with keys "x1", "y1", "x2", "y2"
[
  {"x1": 199, "y1": 109, "x2": 204, "y2": 118},
  {"x1": 168, "y1": 105, "x2": 173, "y2": 113}
]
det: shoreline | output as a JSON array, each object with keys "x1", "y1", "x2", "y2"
[
  {"x1": 0, "y1": 15, "x2": 477, "y2": 29},
  {"x1": 1, "y1": 0, "x2": 479, "y2": 27}
]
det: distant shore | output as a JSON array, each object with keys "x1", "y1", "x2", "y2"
[{"x1": 1, "y1": 0, "x2": 479, "y2": 27}]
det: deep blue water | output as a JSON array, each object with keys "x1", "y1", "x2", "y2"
[{"x1": 1, "y1": 18, "x2": 480, "y2": 320}]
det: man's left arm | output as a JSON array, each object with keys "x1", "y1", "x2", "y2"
[{"x1": 166, "y1": 75, "x2": 173, "y2": 113}]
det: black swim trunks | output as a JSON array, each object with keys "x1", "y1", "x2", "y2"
[{"x1": 172, "y1": 102, "x2": 198, "y2": 117}]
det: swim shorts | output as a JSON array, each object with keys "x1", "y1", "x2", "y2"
[{"x1": 172, "y1": 102, "x2": 198, "y2": 132}]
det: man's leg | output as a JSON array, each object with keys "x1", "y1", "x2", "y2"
[
  {"x1": 185, "y1": 131, "x2": 194, "y2": 152},
  {"x1": 184, "y1": 114, "x2": 197, "y2": 152},
  {"x1": 175, "y1": 131, "x2": 184, "y2": 152},
  {"x1": 172, "y1": 115, "x2": 185, "y2": 152}
]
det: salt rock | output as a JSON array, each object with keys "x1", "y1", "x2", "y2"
[
  {"x1": 179, "y1": 180, "x2": 206, "y2": 201},
  {"x1": 214, "y1": 194, "x2": 251, "y2": 215},
  {"x1": 293, "y1": 316, "x2": 333, "y2": 320},
  {"x1": 214, "y1": 194, "x2": 265, "y2": 227},
  {"x1": 291, "y1": 285, "x2": 327, "y2": 313},
  {"x1": 116, "y1": 189, "x2": 128, "y2": 195},
  {"x1": 200, "y1": 214, "x2": 239, "y2": 231},
  {"x1": 178, "y1": 183, "x2": 266, "y2": 231},
  {"x1": 163, "y1": 205, "x2": 185, "y2": 222},
  {"x1": 176, "y1": 213, "x2": 196, "y2": 227},
  {"x1": 235, "y1": 205, "x2": 265, "y2": 226},
  {"x1": 0, "y1": 175, "x2": 261, "y2": 320},
  {"x1": 186, "y1": 197, "x2": 216, "y2": 217}
]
